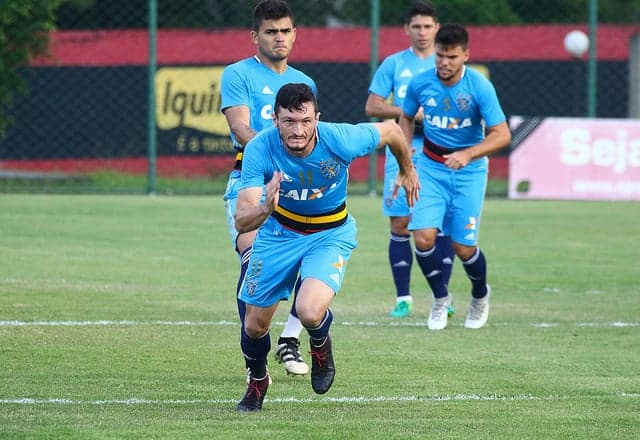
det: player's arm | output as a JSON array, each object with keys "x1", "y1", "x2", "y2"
[
  {"x1": 365, "y1": 93, "x2": 401, "y2": 120},
  {"x1": 398, "y1": 111, "x2": 416, "y2": 150},
  {"x1": 222, "y1": 105, "x2": 258, "y2": 147},
  {"x1": 442, "y1": 121, "x2": 512, "y2": 170},
  {"x1": 366, "y1": 94, "x2": 424, "y2": 123},
  {"x1": 376, "y1": 120, "x2": 414, "y2": 177},
  {"x1": 234, "y1": 171, "x2": 283, "y2": 233},
  {"x1": 470, "y1": 121, "x2": 512, "y2": 158},
  {"x1": 375, "y1": 120, "x2": 420, "y2": 206}
]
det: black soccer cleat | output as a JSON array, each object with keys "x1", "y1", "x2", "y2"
[
  {"x1": 309, "y1": 335, "x2": 335, "y2": 394},
  {"x1": 237, "y1": 374, "x2": 270, "y2": 412}
]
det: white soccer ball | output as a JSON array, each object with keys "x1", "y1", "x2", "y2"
[{"x1": 563, "y1": 30, "x2": 589, "y2": 58}]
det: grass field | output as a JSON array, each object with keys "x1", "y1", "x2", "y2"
[
  {"x1": 1, "y1": 194, "x2": 638, "y2": 439},
  {"x1": 0, "y1": 171, "x2": 510, "y2": 198}
]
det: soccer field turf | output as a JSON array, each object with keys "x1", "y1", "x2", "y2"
[{"x1": 1, "y1": 194, "x2": 638, "y2": 439}]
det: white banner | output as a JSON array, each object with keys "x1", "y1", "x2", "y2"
[{"x1": 509, "y1": 117, "x2": 640, "y2": 200}]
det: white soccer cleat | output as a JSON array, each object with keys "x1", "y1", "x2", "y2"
[
  {"x1": 274, "y1": 338, "x2": 309, "y2": 375},
  {"x1": 464, "y1": 285, "x2": 491, "y2": 329},
  {"x1": 427, "y1": 295, "x2": 451, "y2": 330}
]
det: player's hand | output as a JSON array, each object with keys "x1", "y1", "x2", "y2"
[
  {"x1": 443, "y1": 149, "x2": 473, "y2": 170},
  {"x1": 262, "y1": 171, "x2": 283, "y2": 215},
  {"x1": 392, "y1": 166, "x2": 420, "y2": 208}
]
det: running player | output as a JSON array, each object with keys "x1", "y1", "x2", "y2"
[{"x1": 235, "y1": 83, "x2": 419, "y2": 411}]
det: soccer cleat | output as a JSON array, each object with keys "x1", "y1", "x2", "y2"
[
  {"x1": 389, "y1": 299, "x2": 412, "y2": 318},
  {"x1": 309, "y1": 335, "x2": 335, "y2": 394},
  {"x1": 427, "y1": 295, "x2": 451, "y2": 330},
  {"x1": 237, "y1": 374, "x2": 270, "y2": 412},
  {"x1": 446, "y1": 293, "x2": 456, "y2": 317},
  {"x1": 274, "y1": 337, "x2": 309, "y2": 375},
  {"x1": 464, "y1": 285, "x2": 491, "y2": 329}
]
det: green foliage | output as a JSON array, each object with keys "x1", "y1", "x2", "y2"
[
  {"x1": 508, "y1": 0, "x2": 589, "y2": 23},
  {"x1": 382, "y1": 0, "x2": 638, "y2": 25},
  {"x1": 379, "y1": 0, "x2": 521, "y2": 25},
  {"x1": 326, "y1": 0, "x2": 637, "y2": 25},
  {"x1": 0, "y1": 0, "x2": 59, "y2": 135},
  {"x1": 50, "y1": 0, "x2": 640, "y2": 30}
]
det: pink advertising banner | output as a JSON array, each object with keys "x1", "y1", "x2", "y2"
[{"x1": 508, "y1": 117, "x2": 640, "y2": 200}]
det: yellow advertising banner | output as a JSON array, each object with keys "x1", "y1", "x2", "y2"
[{"x1": 155, "y1": 66, "x2": 230, "y2": 136}]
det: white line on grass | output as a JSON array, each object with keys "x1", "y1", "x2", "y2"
[
  {"x1": 0, "y1": 320, "x2": 638, "y2": 328},
  {"x1": 0, "y1": 320, "x2": 238, "y2": 327},
  {"x1": 2, "y1": 392, "x2": 637, "y2": 406},
  {"x1": 0, "y1": 394, "x2": 558, "y2": 406},
  {"x1": 2, "y1": 393, "x2": 637, "y2": 406}
]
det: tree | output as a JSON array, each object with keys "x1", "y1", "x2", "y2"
[
  {"x1": 48, "y1": 0, "x2": 640, "y2": 30},
  {"x1": 0, "y1": 0, "x2": 59, "y2": 135},
  {"x1": 333, "y1": 0, "x2": 638, "y2": 26}
]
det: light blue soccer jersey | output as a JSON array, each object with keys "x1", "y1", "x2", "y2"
[
  {"x1": 369, "y1": 48, "x2": 435, "y2": 109},
  {"x1": 240, "y1": 121, "x2": 380, "y2": 215},
  {"x1": 403, "y1": 65, "x2": 506, "y2": 151},
  {"x1": 220, "y1": 56, "x2": 317, "y2": 148},
  {"x1": 369, "y1": 49, "x2": 434, "y2": 151}
]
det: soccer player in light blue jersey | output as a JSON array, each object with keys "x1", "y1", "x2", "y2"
[
  {"x1": 234, "y1": 83, "x2": 419, "y2": 411},
  {"x1": 365, "y1": 1, "x2": 456, "y2": 319},
  {"x1": 399, "y1": 23, "x2": 511, "y2": 331},
  {"x1": 220, "y1": 0, "x2": 317, "y2": 377}
]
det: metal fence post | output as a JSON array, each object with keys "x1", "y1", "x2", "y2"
[
  {"x1": 629, "y1": 33, "x2": 640, "y2": 118},
  {"x1": 147, "y1": 0, "x2": 158, "y2": 194},
  {"x1": 368, "y1": 0, "x2": 380, "y2": 197},
  {"x1": 587, "y1": 0, "x2": 598, "y2": 117}
]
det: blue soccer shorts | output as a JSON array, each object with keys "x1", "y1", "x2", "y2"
[
  {"x1": 223, "y1": 170, "x2": 241, "y2": 249},
  {"x1": 409, "y1": 156, "x2": 488, "y2": 246},
  {"x1": 223, "y1": 170, "x2": 266, "y2": 253},
  {"x1": 381, "y1": 137, "x2": 420, "y2": 217},
  {"x1": 238, "y1": 215, "x2": 358, "y2": 307}
]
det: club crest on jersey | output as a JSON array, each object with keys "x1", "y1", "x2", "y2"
[
  {"x1": 320, "y1": 158, "x2": 341, "y2": 179},
  {"x1": 455, "y1": 92, "x2": 472, "y2": 112}
]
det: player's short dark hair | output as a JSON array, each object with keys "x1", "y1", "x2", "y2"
[
  {"x1": 435, "y1": 23, "x2": 469, "y2": 50},
  {"x1": 404, "y1": 1, "x2": 438, "y2": 24},
  {"x1": 275, "y1": 83, "x2": 318, "y2": 114},
  {"x1": 252, "y1": 0, "x2": 294, "y2": 31}
]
